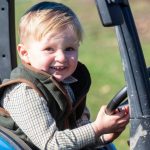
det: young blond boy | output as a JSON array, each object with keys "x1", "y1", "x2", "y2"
[{"x1": 1, "y1": 1, "x2": 129, "y2": 150}]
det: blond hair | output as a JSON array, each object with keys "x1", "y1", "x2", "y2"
[{"x1": 19, "y1": 1, "x2": 83, "y2": 44}]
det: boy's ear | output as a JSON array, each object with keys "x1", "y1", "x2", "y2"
[{"x1": 17, "y1": 44, "x2": 30, "y2": 63}]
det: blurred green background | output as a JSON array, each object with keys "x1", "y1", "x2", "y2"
[{"x1": 15, "y1": 0, "x2": 150, "y2": 149}]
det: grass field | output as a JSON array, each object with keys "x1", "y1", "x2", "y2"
[{"x1": 15, "y1": 1, "x2": 150, "y2": 149}]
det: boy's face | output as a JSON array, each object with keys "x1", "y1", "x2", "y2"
[{"x1": 18, "y1": 28, "x2": 79, "y2": 81}]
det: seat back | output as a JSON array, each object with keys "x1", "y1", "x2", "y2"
[{"x1": 0, "y1": 125, "x2": 32, "y2": 150}]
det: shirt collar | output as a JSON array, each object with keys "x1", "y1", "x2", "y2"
[{"x1": 62, "y1": 76, "x2": 78, "y2": 84}]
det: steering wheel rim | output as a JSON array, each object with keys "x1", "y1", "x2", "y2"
[
  {"x1": 105, "y1": 86, "x2": 128, "y2": 115},
  {"x1": 105, "y1": 67, "x2": 150, "y2": 115}
]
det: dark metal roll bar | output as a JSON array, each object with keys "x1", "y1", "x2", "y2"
[
  {"x1": 95, "y1": 0, "x2": 150, "y2": 149},
  {"x1": 0, "y1": 0, "x2": 17, "y2": 82}
]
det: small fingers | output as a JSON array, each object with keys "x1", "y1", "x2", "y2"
[{"x1": 115, "y1": 126, "x2": 126, "y2": 133}]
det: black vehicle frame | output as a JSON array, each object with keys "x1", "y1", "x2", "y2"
[{"x1": 95, "y1": 0, "x2": 150, "y2": 150}]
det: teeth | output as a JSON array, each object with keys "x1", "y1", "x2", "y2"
[{"x1": 51, "y1": 66, "x2": 65, "y2": 70}]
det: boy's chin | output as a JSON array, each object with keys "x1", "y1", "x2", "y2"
[{"x1": 52, "y1": 75, "x2": 65, "y2": 82}]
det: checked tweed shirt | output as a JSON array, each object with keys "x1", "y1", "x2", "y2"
[
  {"x1": 1, "y1": 63, "x2": 104, "y2": 149},
  {"x1": 1, "y1": 82, "x2": 97, "y2": 149}
]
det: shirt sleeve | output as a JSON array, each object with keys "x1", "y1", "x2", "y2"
[{"x1": 1, "y1": 83, "x2": 96, "y2": 150}]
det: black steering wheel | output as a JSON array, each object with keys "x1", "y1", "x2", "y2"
[
  {"x1": 104, "y1": 87, "x2": 128, "y2": 150},
  {"x1": 105, "y1": 86, "x2": 128, "y2": 115},
  {"x1": 106, "y1": 67, "x2": 150, "y2": 115}
]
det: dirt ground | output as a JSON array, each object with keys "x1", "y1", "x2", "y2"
[
  {"x1": 136, "y1": 15, "x2": 150, "y2": 41},
  {"x1": 132, "y1": 0, "x2": 150, "y2": 41}
]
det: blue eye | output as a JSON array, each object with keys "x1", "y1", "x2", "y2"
[
  {"x1": 65, "y1": 47, "x2": 75, "y2": 51},
  {"x1": 45, "y1": 47, "x2": 55, "y2": 52}
]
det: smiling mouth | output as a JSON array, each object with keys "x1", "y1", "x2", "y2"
[{"x1": 50, "y1": 66, "x2": 66, "y2": 71}]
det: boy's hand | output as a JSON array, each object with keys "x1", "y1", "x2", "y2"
[
  {"x1": 91, "y1": 105, "x2": 129, "y2": 138},
  {"x1": 101, "y1": 129, "x2": 125, "y2": 144}
]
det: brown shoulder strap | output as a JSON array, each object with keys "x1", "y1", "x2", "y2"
[
  {"x1": 0, "y1": 78, "x2": 44, "y2": 97},
  {"x1": 0, "y1": 78, "x2": 44, "y2": 117}
]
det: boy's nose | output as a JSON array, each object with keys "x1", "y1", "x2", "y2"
[{"x1": 55, "y1": 50, "x2": 66, "y2": 62}]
